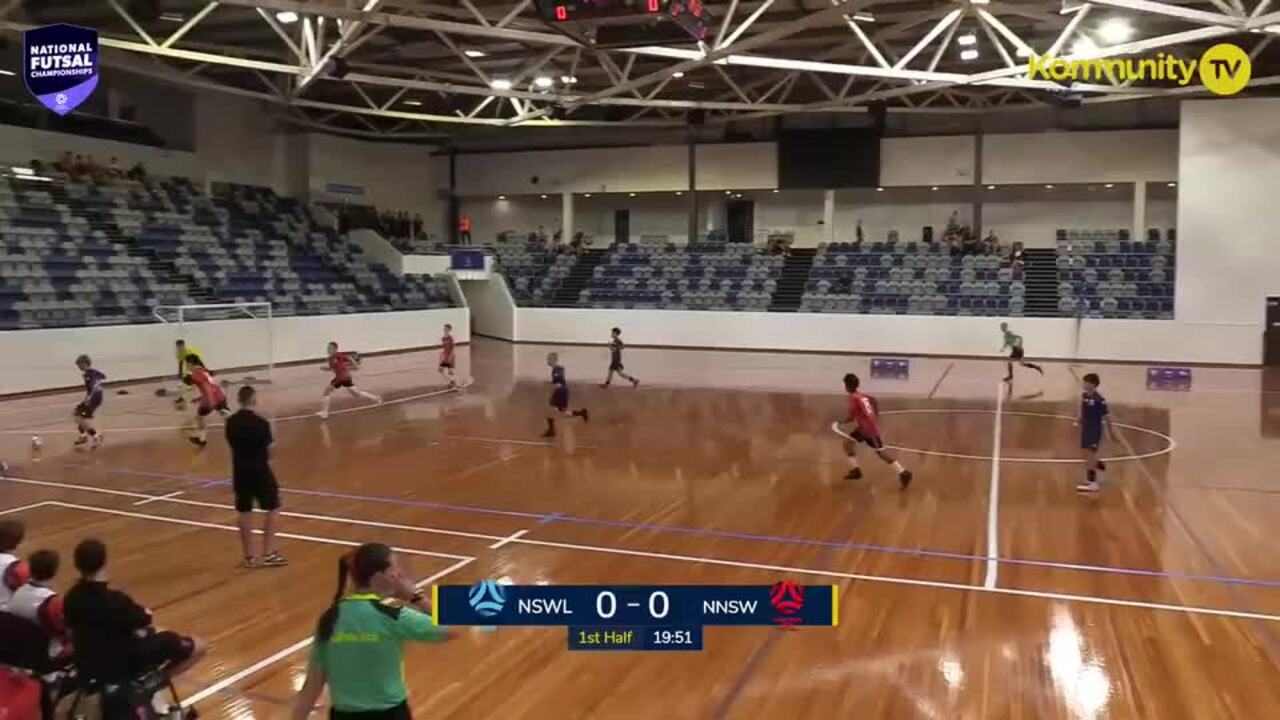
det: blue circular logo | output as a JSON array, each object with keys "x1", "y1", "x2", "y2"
[{"x1": 468, "y1": 580, "x2": 506, "y2": 617}]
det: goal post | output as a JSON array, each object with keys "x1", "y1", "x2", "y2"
[{"x1": 152, "y1": 302, "x2": 275, "y2": 386}]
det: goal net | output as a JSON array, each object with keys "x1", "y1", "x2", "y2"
[{"x1": 152, "y1": 302, "x2": 274, "y2": 387}]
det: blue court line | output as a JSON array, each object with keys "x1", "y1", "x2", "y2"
[{"x1": 30, "y1": 461, "x2": 1280, "y2": 592}]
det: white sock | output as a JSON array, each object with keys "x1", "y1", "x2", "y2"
[
  {"x1": 846, "y1": 456, "x2": 860, "y2": 470},
  {"x1": 891, "y1": 461, "x2": 906, "y2": 473},
  {"x1": 359, "y1": 390, "x2": 380, "y2": 402},
  {"x1": 321, "y1": 396, "x2": 331, "y2": 414}
]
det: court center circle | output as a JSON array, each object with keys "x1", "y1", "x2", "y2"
[{"x1": 872, "y1": 408, "x2": 1176, "y2": 464}]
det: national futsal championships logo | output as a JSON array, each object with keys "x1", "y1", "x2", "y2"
[
  {"x1": 23, "y1": 23, "x2": 100, "y2": 116},
  {"x1": 769, "y1": 580, "x2": 805, "y2": 627},
  {"x1": 468, "y1": 579, "x2": 507, "y2": 617},
  {"x1": 1027, "y1": 42, "x2": 1250, "y2": 96}
]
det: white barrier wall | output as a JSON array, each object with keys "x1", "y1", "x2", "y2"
[
  {"x1": 2, "y1": 308, "x2": 469, "y2": 395},
  {"x1": 511, "y1": 308, "x2": 1254, "y2": 364},
  {"x1": 463, "y1": 276, "x2": 517, "y2": 341}
]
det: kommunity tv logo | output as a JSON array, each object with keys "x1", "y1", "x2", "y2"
[{"x1": 1026, "y1": 43, "x2": 1251, "y2": 96}]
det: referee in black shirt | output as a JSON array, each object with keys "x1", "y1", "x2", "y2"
[{"x1": 224, "y1": 386, "x2": 286, "y2": 569}]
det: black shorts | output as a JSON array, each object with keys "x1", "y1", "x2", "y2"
[
  {"x1": 197, "y1": 399, "x2": 228, "y2": 417},
  {"x1": 330, "y1": 378, "x2": 354, "y2": 389},
  {"x1": 439, "y1": 361, "x2": 455, "y2": 370},
  {"x1": 181, "y1": 375, "x2": 194, "y2": 386},
  {"x1": 609, "y1": 361, "x2": 624, "y2": 372},
  {"x1": 75, "y1": 394, "x2": 103, "y2": 419},
  {"x1": 847, "y1": 429, "x2": 885, "y2": 450},
  {"x1": 1010, "y1": 346, "x2": 1025, "y2": 361},
  {"x1": 233, "y1": 473, "x2": 280, "y2": 513},
  {"x1": 1081, "y1": 429, "x2": 1103, "y2": 451},
  {"x1": 550, "y1": 387, "x2": 569, "y2": 411},
  {"x1": 331, "y1": 702, "x2": 411, "y2": 720},
  {"x1": 131, "y1": 631, "x2": 196, "y2": 674}
]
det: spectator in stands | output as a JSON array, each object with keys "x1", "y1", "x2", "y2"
[
  {"x1": 126, "y1": 161, "x2": 147, "y2": 181},
  {"x1": 30, "y1": 158, "x2": 46, "y2": 175},
  {"x1": 84, "y1": 154, "x2": 102, "y2": 178},
  {"x1": 946, "y1": 210, "x2": 960, "y2": 235},
  {"x1": 54, "y1": 151, "x2": 74, "y2": 174},
  {"x1": 961, "y1": 226, "x2": 982, "y2": 256},
  {"x1": 458, "y1": 214, "x2": 472, "y2": 245},
  {"x1": 412, "y1": 214, "x2": 423, "y2": 239},
  {"x1": 63, "y1": 539, "x2": 206, "y2": 687},
  {"x1": 855, "y1": 219, "x2": 865, "y2": 245},
  {"x1": 1006, "y1": 241, "x2": 1026, "y2": 270},
  {"x1": 982, "y1": 229, "x2": 1001, "y2": 256},
  {"x1": 72, "y1": 155, "x2": 87, "y2": 177},
  {"x1": 4, "y1": 549, "x2": 70, "y2": 662},
  {"x1": 107, "y1": 156, "x2": 123, "y2": 178},
  {"x1": 0, "y1": 520, "x2": 28, "y2": 606}
]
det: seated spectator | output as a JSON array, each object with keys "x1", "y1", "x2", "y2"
[
  {"x1": 945, "y1": 210, "x2": 960, "y2": 235},
  {"x1": 126, "y1": 161, "x2": 147, "y2": 181},
  {"x1": 961, "y1": 229, "x2": 982, "y2": 256},
  {"x1": 63, "y1": 539, "x2": 206, "y2": 686},
  {"x1": 107, "y1": 156, "x2": 123, "y2": 178},
  {"x1": 3, "y1": 550, "x2": 70, "y2": 662},
  {"x1": 30, "y1": 158, "x2": 46, "y2": 175},
  {"x1": 84, "y1": 154, "x2": 102, "y2": 178},
  {"x1": 72, "y1": 154, "x2": 87, "y2": 177},
  {"x1": 53, "y1": 151, "x2": 74, "y2": 174},
  {"x1": 983, "y1": 229, "x2": 1001, "y2": 256},
  {"x1": 855, "y1": 220, "x2": 865, "y2": 245},
  {"x1": 0, "y1": 520, "x2": 28, "y2": 606},
  {"x1": 1006, "y1": 241, "x2": 1026, "y2": 270}
]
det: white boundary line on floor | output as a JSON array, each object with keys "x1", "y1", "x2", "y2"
[
  {"x1": 133, "y1": 490, "x2": 185, "y2": 506},
  {"x1": 0, "y1": 386, "x2": 460, "y2": 436},
  {"x1": 6, "y1": 477, "x2": 1280, "y2": 625},
  {"x1": 489, "y1": 529, "x2": 529, "y2": 549},
  {"x1": 984, "y1": 382, "x2": 1005, "y2": 589}
]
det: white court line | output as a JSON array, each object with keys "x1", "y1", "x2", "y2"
[
  {"x1": 0, "y1": 501, "x2": 56, "y2": 515},
  {"x1": 133, "y1": 490, "x2": 185, "y2": 506},
  {"x1": 0, "y1": 386, "x2": 459, "y2": 436},
  {"x1": 984, "y1": 382, "x2": 1005, "y2": 589},
  {"x1": 445, "y1": 434, "x2": 597, "y2": 449},
  {"x1": 181, "y1": 556, "x2": 475, "y2": 709},
  {"x1": 0, "y1": 475, "x2": 504, "y2": 543},
  {"x1": 50, "y1": 501, "x2": 472, "y2": 561},
  {"x1": 11, "y1": 477, "x2": 1280, "y2": 625},
  {"x1": 488, "y1": 529, "x2": 529, "y2": 549}
]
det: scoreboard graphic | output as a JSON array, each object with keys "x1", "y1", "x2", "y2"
[{"x1": 434, "y1": 581, "x2": 838, "y2": 652}]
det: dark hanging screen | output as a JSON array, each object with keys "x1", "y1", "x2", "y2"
[{"x1": 777, "y1": 129, "x2": 880, "y2": 189}]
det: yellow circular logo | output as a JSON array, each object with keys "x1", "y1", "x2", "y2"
[{"x1": 1199, "y1": 43, "x2": 1250, "y2": 95}]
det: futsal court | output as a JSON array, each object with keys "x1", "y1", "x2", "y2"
[{"x1": 2, "y1": 338, "x2": 1279, "y2": 718}]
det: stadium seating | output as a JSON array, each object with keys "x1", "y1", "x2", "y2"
[
  {"x1": 1054, "y1": 228, "x2": 1175, "y2": 319},
  {"x1": 578, "y1": 238, "x2": 782, "y2": 311},
  {"x1": 492, "y1": 240, "x2": 580, "y2": 305},
  {"x1": 0, "y1": 173, "x2": 455, "y2": 330},
  {"x1": 801, "y1": 241, "x2": 1026, "y2": 317}
]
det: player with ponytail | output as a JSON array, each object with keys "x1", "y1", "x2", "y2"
[{"x1": 293, "y1": 544, "x2": 447, "y2": 720}]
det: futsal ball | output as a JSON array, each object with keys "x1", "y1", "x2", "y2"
[{"x1": 31, "y1": 436, "x2": 42, "y2": 450}]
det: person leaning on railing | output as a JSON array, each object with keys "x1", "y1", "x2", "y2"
[{"x1": 292, "y1": 543, "x2": 449, "y2": 720}]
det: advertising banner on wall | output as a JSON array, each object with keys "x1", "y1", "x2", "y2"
[{"x1": 23, "y1": 24, "x2": 100, "y2": 116}]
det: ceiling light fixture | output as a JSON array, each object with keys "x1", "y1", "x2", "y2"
[
  {"x1": 1167, "y1": 182, "x2": 1176, "y2": 187},
  {"x1": 560, "y1": 75, "x2": 578, "y2": 84},
  {"x1": 852, "y1": 12, "x2": 875, "y2": 22},
  {"x1": 533, "y1": 76, "x2": 554, "y2": 88},
  {"x1": 629, "y1": 192, "x2": 636, "y2": 197},
  {"x1": 540, "y1": 194, "x2": 548, "y2": 199},
  {"x1": 930, "y1": 186, "x2": 939, "y2": 191},
  {"x1": 498, "y1": 195, "x2": 507, "y2": 200},
  {"x1": 672, "y1": 71, "x2": 686, "y2": 78},
  {"x1": 276, "y1": 10, "x2": 299, "y2": 24},
  {"x1": 958, "y1": 33, "x2": 977, "y2": 46},
  {"x1": 960, "y1": 49, "x2": 979, "y2": 61},
  {"x1": 159, "y1": 12, "x2": 186, "y2": 22},
  {"x1": 490, "y1": 78, "x2": 513, "y2": 90},
  {"x1": 464, "y1": 49, "x2": 488, "y2": 58},
  {"x1": 1045, "y1": 184, "x2": 1054, "y2": 189},
  {"x1": 403, "y1": 100, "x2": 423, "y2": 106},
  {"x1": 876, "y1": 187, "x2": 884, "y2": 192},
  {"x1": 987, "y1": 184, "x2": 996, "y2": 190},
  {"x1": 0, "y1": 69, "x2": 15, "y2": 77},
  {"x1": 1097, "y1": 18, "x2": 1134, "y2": 44},
  {"x1": 1104, "y1": 183, "x2": 1115, "y2": 188},
  {"x1": 584, "y1": 193, "x2": 592, "y2": 197}
]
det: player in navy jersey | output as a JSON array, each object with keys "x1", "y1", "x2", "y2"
[
  {"x1": 73, "y1": 354, "x2": 105, "y2": 449},
  {"x1": 544, "y1": 352, "x2": 589, "y2": 438},
  {"x1": 1076, "y1": 372, "x2": 1116, "y2": 493},
  {"x1": 601, "y1": 327, "x2": 640, "y2": 388}
]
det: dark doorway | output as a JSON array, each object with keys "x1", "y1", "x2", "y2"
[
  {"x1": 614, "y1": 209, "x2": 630, "y2": 245},
  {"x1": 727, "y1": 200, "x2": 754, "y2": 244}
]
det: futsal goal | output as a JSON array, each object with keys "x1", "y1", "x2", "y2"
[{"x1": 152, "y1": 302, "x2": 275, "y2": 387}]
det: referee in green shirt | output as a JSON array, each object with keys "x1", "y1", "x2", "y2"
[{"x1": 292, "y1": 543, "x2": 448, "y2": 720}]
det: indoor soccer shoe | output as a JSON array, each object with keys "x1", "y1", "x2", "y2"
[
  {"x1": 1076, "y1": 482, "x2": 1100, "y2": 493},
  {"x1": 844, "y1": 468, "x2": 863, "y2": 481},
  {"x1": 898, "y1": 469, "x2": 913, "y2": 490}
]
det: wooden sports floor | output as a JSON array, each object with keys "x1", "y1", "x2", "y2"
[{"x1": 3, "y1": 337, "x2": 1280, "y2": 719}]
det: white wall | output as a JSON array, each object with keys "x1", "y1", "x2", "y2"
[
  {"x1": 832, "y1": 202, "x2": 971, "y2": 245},
  {"x1": 983, "y1": 130, "x2": 1178, "y2": 185},
  {"x1": 348, "y1": 228, "x2": 404, "y2": 273},
  {"x1": 881, "y1": 135, "x2": 975, "y2": 187},
  {"x1": 576, "y1": 195, "x2": 690, "y2": 242},
  {"x1": 457, "y1": 145, "x2": 687, "y2": 195},
  {"x1": 463, "y1": 197, "x2": 563, "y2": 241},
  {"x1": 308, "y1": 134, "x2": 444, "y2": 219},
  {"x1": 193, "y1": 93, "x2": 290, "y2": 191},
  {"x1": 1177, "y1": 98, "x2": 1280, "y2": 327},
  {"x1": 0, "y1": 124, "x2": 200, "y2": 178},
  {"x1": 511, "y1": 307, "x2": 1254, "y2": 364},
  {"x1": 1, "y1": 308, "x2": 469, "y2": 394},
  {"x1": 984, "y1": 198, "x2": 1177, "y2": 248},
  {"x1": 695, "y1": 143, "x2": 776, "y2": 190},
  {"x1": 463, "y1": 276, "x2": 517, "y2": 341}
]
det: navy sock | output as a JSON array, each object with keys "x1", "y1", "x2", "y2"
[{"x1": 1086, "y1": 469, "x2": 1097, "y2": 484}]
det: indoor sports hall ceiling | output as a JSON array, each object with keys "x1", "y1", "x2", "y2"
[{"x1": 3, "y1": 0, "x2": 1279, "y2": 139}]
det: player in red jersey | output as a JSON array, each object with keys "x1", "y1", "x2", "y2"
[
  {"x1": 837, "y1": 373, "x2": 912, "y2": 489},
  {"x1": 439, "y1": 324, "x2": 458, "y2": 388},
  {"x1": 318, "y1": 341, "x2": 382, "y2": 420},
  {"x1": 187, "y1": 356, "x2": 229, "y2": 447}
]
